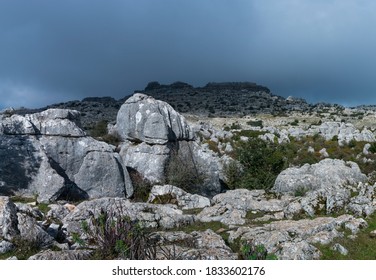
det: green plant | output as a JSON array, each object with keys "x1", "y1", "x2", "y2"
[
  {"x1": 348, "y1": 139, "x2": 357, "y2": 148},
  {"x1": 223, "y1": 160, "x2": 243, "y2": 190},
  {"x1": 230, "y1": 123, "x2": 241, "y2": 129},
  {"x1": 83, "y1": 208, "x2": 158, "y2": 260},
  {"x1": 369, "y1": 143, "x2": 376, "y2": 154},
  {"x1": 246, "y1": 120, "x2": 263, "y2": 127},
  {"x1": 240, "y1": 241, "x2": 277, "y2": 260},
  {"x1": 294, "y1": 186, "x2": 309, "y2": 197},
  {"x1": 234, "y1": 138, "x2": 286, "y2": 190},
  {"x1": 127, "y1": 168, "x2": 153, "y2": 202},
  {"x1": 165, "y1": 147, "x2": 205, "y2": 194}
]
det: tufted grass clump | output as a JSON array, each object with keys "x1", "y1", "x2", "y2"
[{"x1": 82, "y1": 208, "x2": 158, "y2": 260}]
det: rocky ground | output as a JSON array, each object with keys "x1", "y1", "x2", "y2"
[{"x1": 1, "y1": 84, "x2": 376, "y2": 260}]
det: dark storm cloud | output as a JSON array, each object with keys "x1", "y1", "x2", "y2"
[{"x1": 1, "y1": 0, "x2": 376, "y2": 109}]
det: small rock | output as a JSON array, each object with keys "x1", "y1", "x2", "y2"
[
  {"x1": 331, "y1": 243, "x2": 348, "y2": 255},
  {"x1": 0, "y1": 240, "x2": 14, "y2": 254}
]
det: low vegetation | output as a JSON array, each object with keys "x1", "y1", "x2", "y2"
[
  {"x1": 225, "y1": 132, "x2": 376, "y2": 191},
  {"x1": 318, "y1": 213, "x2": 376, "y2": 259}
]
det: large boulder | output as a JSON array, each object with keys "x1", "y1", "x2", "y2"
[
  {"x1": 116, "y1": 93, "x2": 194, "y2": 144},
  {"x1": 272, "y1": 159, "x2": 368, "y2": 195},
  {"x1": 119, "y1": 141, "x2": 171, "y2": 183},
  {"x1": 0, "y1": 109, "x2": 133, "y2": 202},
  {"x1": 116, "y1": 94, "x2": 224, "y2": 197}
]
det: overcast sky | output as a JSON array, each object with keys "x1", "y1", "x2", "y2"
[{"x1": 1, "y1": 0, "x2": 376, "y2": 109}]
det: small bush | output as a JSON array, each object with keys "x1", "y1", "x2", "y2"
[
  {"x1": 127, "y1": 168, "x2": 153, "y2": 202},
  {"x1": 240, "y1": 241, "x2": 277, "y2": 260},
  {"x1": 83, "y1": 208, "x2": 158, "y2": 260},
  {"x1": 223, "y1": 160, "x2": 243, "y2": 190},
  {"x1": 369, "y1": 143, "x2": 376, "y2": 154},
  {"x1": 294, "y1": 186, "x2": 309, "y2": 197},
  {"x1": 165, "y1": 148, "x2": 205, "y2": 194},
  {"x1": 246, "y1": 120, "x2": 263, "y2": 127},
  {"x1": 234, "y1": 138, "x2": 285, "y2": 190}
]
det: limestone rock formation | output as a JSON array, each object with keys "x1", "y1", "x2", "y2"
[
  {"x1": 0, "y1": 109, "x2": 133, "y2": 202},
  {"x1": 116, "y1": 94, "x2": 224, "y2": 196},
  {"x1": 116, "y1": 93, "x2": 193, "y2": 144},
  {"x1": 147, "y1": 185, "x2": 210, "y2": 210},
  {"x1": 152, "y1": 229, "x2": 237, "y2": 260},
  {"x1": 62, "y1": 197, "x2": 196, "y2": 235},
  {"x1": 272, "y1": 159, "x2": 367, "y2": 195},
  {"x1": 228, "y1": 215, "x2": 367, "y2": 260}
]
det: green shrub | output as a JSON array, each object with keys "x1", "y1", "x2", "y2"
[
  {"x1": 165, "y1": 148, "x2": 205, "y2": 194},
  {"x1": 246, "y1": 120, "x2": 263, "y2": 127},
  {"x1": 127, "y1": 168, "x2": 153, "y2": 202},
  {"x1": 233, "y1": 138, "x2": 286, "y2": 190},
  {"x1": 223, "y1": 160, "x2": 243, "y2": 190},
  {"x1": 240, "y1": 241, "x2": 277, "y2": 260},
  {"x1": 83, "y1": 208, "x2": 158, "y2": 260},
  {"x1": 369, "y1": 143, "x2": 376, "y2": 154},
  {"x1": 90, "y1": 120, "x2": 108, "y2": 137}
]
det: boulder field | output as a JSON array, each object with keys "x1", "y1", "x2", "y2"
[{"x1": 0, "y1": 94, "x2": 375, "y2": 260}]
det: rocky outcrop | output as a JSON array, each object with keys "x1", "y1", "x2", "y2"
[
  {"x1": 116, "y1": 94, "x2": 224, "y2": 196},
  {"x1": 272, "y1": 159, "x2": 367, "y2": 195},
  {"x1": 116, "y1": 93, "x2": 193, "y2": 145},
  {"x1": 229, "y1": 215, "x2": 367, "y2": 260},
  {"x1": 152, "y1": 229, "x2": 237, "y2": 260},
  {"x1": 28, "y1": 249, "x2": 93, "y2": 260},
  {"x1": 147, "y1": 185, "x2": 210, "y2": 210},
  {"x1": 0, "y1": 109, "x2": 133, "y2": 202},
  {"x1": 62, "y1": 197, "x2": 196, "y2": 235},
  {"x1": 0, "y1": 197, "x2": 19, "y2": 240}
]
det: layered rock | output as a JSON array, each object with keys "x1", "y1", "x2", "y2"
[
  {"x1": 116, "y1": 93, "x2": 193, "y2": 144},
  {"x1": 152, "y1": 229, "x2": 237, "y2": 260},
  {"x1": 229, "y1": 215, "x2": 367, "y2": 260},
  {"x1": 147, "y1": 185, "x2": 210, "y2": 210},
  {"x1": 62, "y1": 197, "x2": 196, "y2": 234},
  {"x1": 0, "y1": 109, "x2": 133, "y2": 202},
  {"x1": 272, "y1": 159, "x2": 367, "y2": 194},
  {"x1": 116, "y1": 94, "x2": 224, "y2": 196}
]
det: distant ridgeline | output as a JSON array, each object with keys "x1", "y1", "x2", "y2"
[
  {"x1": 14, "y1": 81, "x2": 318, "y2": 130},
  {"x1": 139, "y1": 81, "x2": 310, "y2": 117}
]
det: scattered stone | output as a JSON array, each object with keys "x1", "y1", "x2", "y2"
[
  {"x1": 152, "y1": 229, "x2": 237, "y2": 260},
  {"x1": 63, "y1": 198, "x2": 196, "y2": 235},
  {"x1": 28, "y1": 249, "x2": 93, "y2": 260},
  {"x1": 331, "y1": 243, "x2": 348, "y2": 255},
  {"x1": 147, "y1": 185, "x2": 210, "y2": 210},
  {"x1": 0, "y1": 196, "x2": 19, "y2": 240},
  {"x1": 0, "y1": 240, "x2": 14, "y2": 254}
]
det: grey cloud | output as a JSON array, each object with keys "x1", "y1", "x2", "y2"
[{"x1": 1, "y1": 0, "x2": 376, "y2": 109}]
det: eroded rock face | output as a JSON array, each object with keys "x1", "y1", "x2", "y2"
[
  {"x1": 0, "y1": 109, "x2": 133, "y2": 202},
  {"x1": 119, "y1": 141, "x2": 171, "y2": 183},
  {"x1": 28, "y1": 249, "x2": 93, "y2": 260},
  {"x1": 116, "y1": 93, "x2": 194, "y2": 144},
  {"x1": 62, "y1": 197, "x2": 196, "y2": 235},
  {"x1": 147, "y1": 185, "x2": 210, "y2": 210},
  {"x1": 229, "y1": 215, "x2": 367, "y2": 260},
  {"x1": 0, "y1": 197, "x2": 19, "y2": 240},
  {"x1": 116, "y1": 94, "x2": 224, "y2": 196},
  {"x1": 153, "y1": 230, "x2": 237, "y2": 260},
  {"x1": 272, "y1": 159, "x2": 368, "y2": 195}
]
